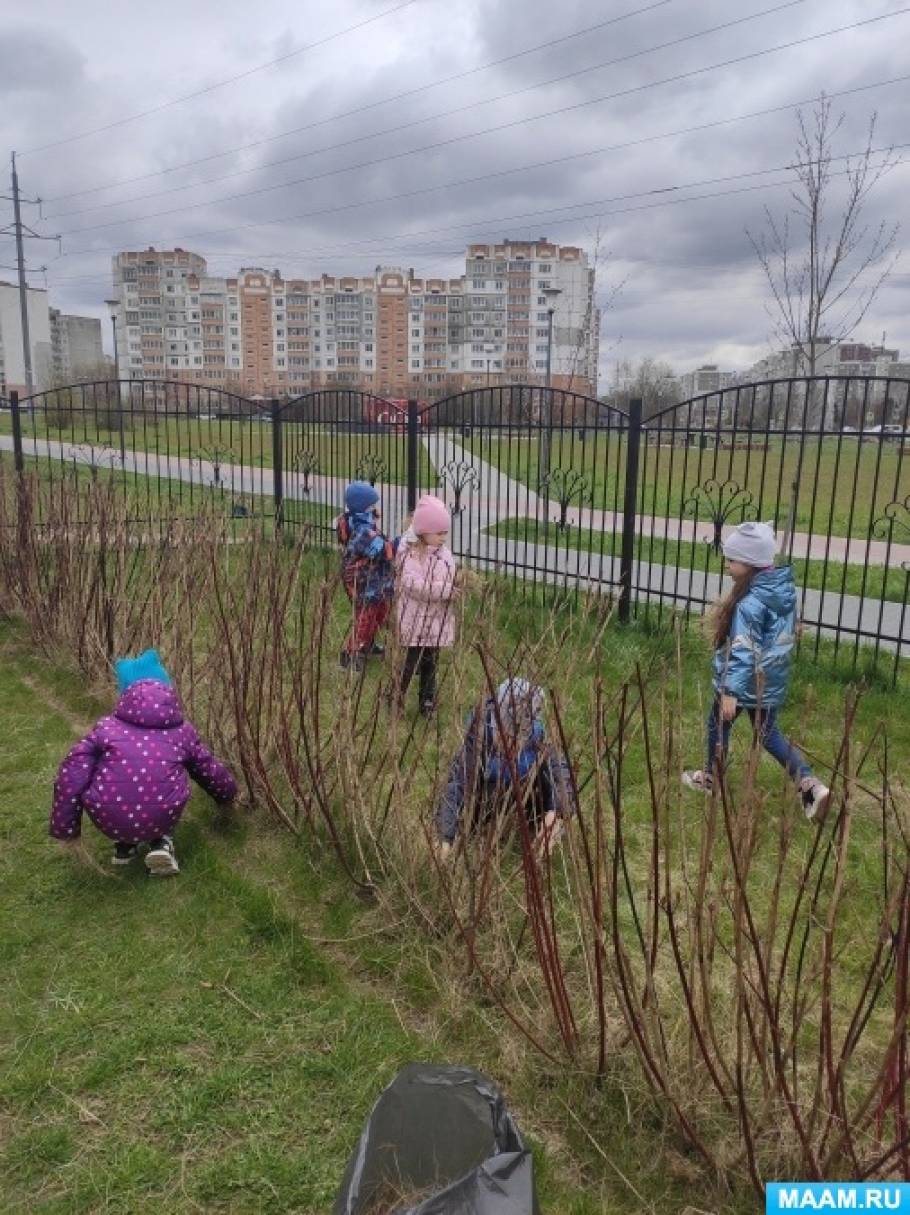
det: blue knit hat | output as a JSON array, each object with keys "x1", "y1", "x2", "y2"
[
  {"x1": 345, "y1": 480, "x2": 380, "y2": 514},
  {"x1": 115, "y1": 649, "x2": 172, "y2": 693}
]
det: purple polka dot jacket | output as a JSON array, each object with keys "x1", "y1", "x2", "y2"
[{"x1": 50, "y1": 680, "x2": 238, "y2": 843}]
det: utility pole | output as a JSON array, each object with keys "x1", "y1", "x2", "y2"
[{"x1": 1, "y1": 153, "x2": 60, "y2": 396}]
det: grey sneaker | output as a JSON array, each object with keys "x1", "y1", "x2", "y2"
[
  {"x1": 145, "y1": 835, "x2": 179, "y2": 877},
  {"x1": 682, "y1": 769, "x2": 713, "y2": 793},
  {"x1": 800, "y1": 778, "x2": 831, "y2": 822}
]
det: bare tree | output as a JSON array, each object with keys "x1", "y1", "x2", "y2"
[
  {"x1": 605, "y1": 356, "x2": 679, "y2": 419},
  {"x1": 748, "y1": 96, "x2": 900, "y2": 422}
]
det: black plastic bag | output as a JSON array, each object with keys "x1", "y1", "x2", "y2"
[{"x1": 333, "y1": 1063, "x2": 540, "y2": 1215}]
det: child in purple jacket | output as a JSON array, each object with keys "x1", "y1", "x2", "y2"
[{"x1": 50, "y1": 650, "x2": 237, "y2": 877}]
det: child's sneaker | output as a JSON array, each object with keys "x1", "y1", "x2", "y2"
[
  {"x1": 682, "y1": 770, "x2": 713, "y2": 793},
  {"x1": 145, "y1": 835, "x2": 179, "y2": 877},
  {"x1": 369, "y1": 642, "x2": 385, "y2": 657},
  {"x1": 112, "y1": 841, "x2": 140, "y2": 866},
  {"x1": 419, "y1": 700, "x2": 437, "y2": 719},
  {"x1": 800, "y1": 777, "x2": 831, "y2": 822}
]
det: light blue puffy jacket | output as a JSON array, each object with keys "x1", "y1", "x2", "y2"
[{"x1": 712, "y1": 566, "x2": 797, "y2": 709}]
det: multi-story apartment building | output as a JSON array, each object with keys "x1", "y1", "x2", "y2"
[
  {"x1": 112, "y1": 247, "x2": 208, "y2": 382},
  {"x1": 49, "y1": 309, "x2": 104, "y2": 382},
  {"x1": 0, "y1": 280, "x2": 53, "y2": 396},
  {"x1": 678, "y1": 365, "x2": 737, "y2": 398},
  {"x1": 109, "y1": 239, "x2": 599, "y2": 399}
]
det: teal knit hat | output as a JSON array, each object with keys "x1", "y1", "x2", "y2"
[{"x1": 115, "y1": 649, "x2": 172, "y2": 693}]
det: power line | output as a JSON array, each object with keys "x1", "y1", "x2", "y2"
[
  {"x1": 45, "y1": 0, "x2": 802, "y2": 220},
  {"x1": 17, "y1": 0, "x2": 428, "y2": 157},
  {"x1": 52, "y1": 153, "x2": 909, "y2": 271},
  {"x1": 42, "y1": 0, "x2": 675, "y2": 206},
  {"x1": 34, "y1": 71, "x2": 910, "y2": 269},
  {"x1": 53, "y1": 7, "x2": 910, "y2": 241}
]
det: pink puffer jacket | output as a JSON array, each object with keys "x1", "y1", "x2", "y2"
[{"x1": 396, "y1": 542, "x2": 457, "y2": 648}]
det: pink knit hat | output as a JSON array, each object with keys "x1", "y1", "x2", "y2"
[{"x1": 412, "y1": 494, "x2": 450, "y2": 535}]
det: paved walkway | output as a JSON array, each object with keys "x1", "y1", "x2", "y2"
[{"x1": 4, "y1": 434, "x2": 907, "y2": 656}]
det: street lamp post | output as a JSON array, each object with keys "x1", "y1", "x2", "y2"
[
  {"x1": 104, "y1": 297, "x2": 126, "y2": 463},
  {"x1": 540, "y1": 286, "x2": 562, "y2": 481},
  {"x1": 483, "y1": 342, "x2": 496, "y2": 387}
]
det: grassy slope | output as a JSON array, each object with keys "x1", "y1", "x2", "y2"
[
  {"x1": 0, "y1": 628, "x2": 610, "y2": 1215},
  {"x1": 2, "y1": 561, "x2": 908, "y2": 1213}
]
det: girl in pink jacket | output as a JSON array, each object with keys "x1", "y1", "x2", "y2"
[{"x1": 394, "y1": 494, "x2": 458, "y2": 716}]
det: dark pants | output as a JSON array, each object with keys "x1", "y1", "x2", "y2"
[
  {"x1": 400, "y1": 646, "x2": 438, "y2": 708},
  {"x1": 706, "y1": 700, "x2": 812, "y2": 782}
]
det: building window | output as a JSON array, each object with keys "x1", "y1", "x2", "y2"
[{"x1": 411, "y1": 329, "x2": 420, "y2": 337}]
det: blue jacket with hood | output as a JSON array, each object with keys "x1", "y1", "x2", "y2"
[{"x1": 712, "y1": 565, "x2": 797, "y2": 709}]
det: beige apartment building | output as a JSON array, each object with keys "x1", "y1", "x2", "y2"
[{"x1": 111, "y1": 239, "x2": 599, "y2": 399}]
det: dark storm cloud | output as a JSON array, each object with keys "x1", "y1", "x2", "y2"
[{"x1": 1, "y1": 0, "x2": 907, "y2": 375}]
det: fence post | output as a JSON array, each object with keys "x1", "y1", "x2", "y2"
[
  {"x1": 618, "y1": 397, "x2": 642, "y2": 624},
  {"x1": 271, "y1": 398, "x2": 284, "y2": 531},
  {"x1": 10, "y1": 390, "x2": 24, "y2": 476},
  {"x1": 406, "y1": 399, "x2": 419, "y2": 514}
]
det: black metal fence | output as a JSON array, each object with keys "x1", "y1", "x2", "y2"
[{"x1": 3, "y1": 376, "x2": 908, "y2": 682}]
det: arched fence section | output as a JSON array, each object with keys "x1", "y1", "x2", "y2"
[
  {"x1": 634, "y1": 377, "x2": 910, "y2": 680},
  {"x1": 2, "y1": 375, "x2": 907, "y2": 680},
  {"x1": 415, "y1": 385, "x2": 632, "y2": 606}
]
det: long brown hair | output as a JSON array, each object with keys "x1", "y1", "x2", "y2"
[{"x1": 708, "y1": 565, "x2": 760, "y2": 650}]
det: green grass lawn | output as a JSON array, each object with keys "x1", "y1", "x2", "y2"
[
  {"x1": 474, "y1": 432, "x2": 909, "y2": 542},
  {"x1": 488, "y1": 516, "x2": 910, "y2": 604},
  {"x1": 1, "y1": 413, "x2": 434, "y2": 487},
  {"x1": 1, "y1": 451, "x2": 340, "y2": 537},
  {"x1": 0, "y1": 627, "x2": 617, "y2": 1214}
]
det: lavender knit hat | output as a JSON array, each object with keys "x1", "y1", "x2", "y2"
[{"x1": 722, "y1": 521, "x2": 778, "y2": 567}]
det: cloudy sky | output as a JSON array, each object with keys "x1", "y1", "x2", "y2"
[{"x1": 1, "y1": 0, "x2": 907, "y2": 380}]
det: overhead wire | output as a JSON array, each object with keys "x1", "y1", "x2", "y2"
[
  {"x1": 45, "y1": 0, "x2": 807, "y2": 219},
  {"x1": 51, "y1": 7, "x2": 910, "y2": 241},
  {"x1": 46, "y1": 155, "x2": 910, "y2": 282},
  {"x1": 16, "y1": 0, "x2": 428, "y2": 156},
  {"x1": 41, "y1": 0, "x2": 676, "y2": 205}
]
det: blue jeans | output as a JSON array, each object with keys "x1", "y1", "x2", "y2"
[{"x1": 706, "y1": 701, "x2": 812, "y2": 782}]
